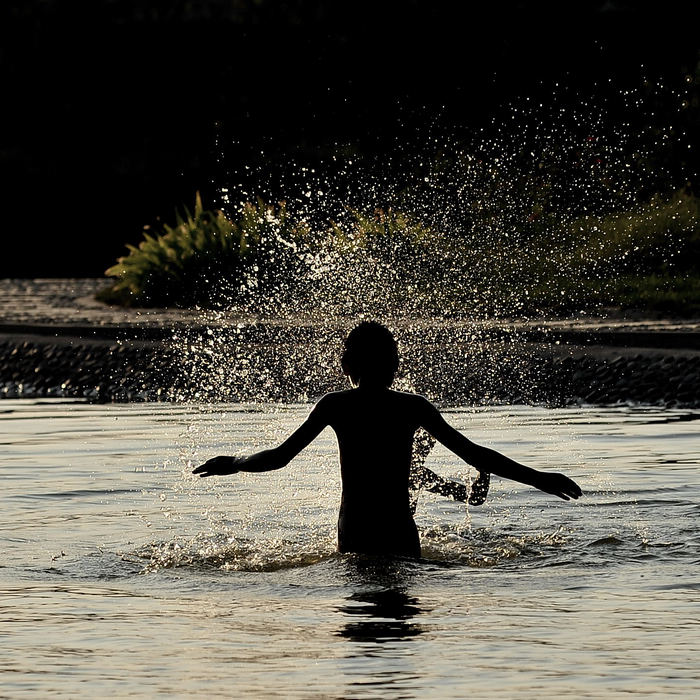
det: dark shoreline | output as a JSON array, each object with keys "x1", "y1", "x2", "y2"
[
  {"x1": 1, "y1": 279, "x2": 699, "y2": 406},
  {"x1": 2, "y1": 326, "x2": 699, "y2": 408}
]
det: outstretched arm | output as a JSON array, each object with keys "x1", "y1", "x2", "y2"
[
  {"x1": 418, "y1": 398, "x2": 582, "y2": 501},
  {"x1": 193, "y1": 398, "x2": 331, "y2": 477}
]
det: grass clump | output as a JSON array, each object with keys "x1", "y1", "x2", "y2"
[
  {"x1": 98, "y1": 194, "x2": 309, "y2": 308},
  {"x1": 320, "y1": 208, "x2": 447, "y2": 314},
  {"x1": 544, "y1": 189, "x2": 700, "y2": 314},
  {"x1": 464, "y1": 188, "x2": 700, "y2": 317},
  {"x1": 99, "y1": 188, "x2": 700, "y2": 317}
]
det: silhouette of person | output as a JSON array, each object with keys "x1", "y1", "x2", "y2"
[{"x1": 194, "y1": 321, "x2": 582, "y2": 558}]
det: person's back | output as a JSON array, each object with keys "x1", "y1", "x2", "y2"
[{"x1": 321, "y1": 387, "x2": 425, "y2": 556}]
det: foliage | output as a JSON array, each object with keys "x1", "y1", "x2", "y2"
[
  {"x1": 546, "y1": 188, "x2": 700, "y2": 313},
  {"x1": 570, "y1": 189, "x2": 699, "y2": 272},
  {"x1": 99, "y1": 189, "x2": 700, "y2": 316},
  {"x1": 418, "y1": 187, "x2": 700, "y2": 317},
  {"x1": 98, "y1": 194, "x2": 309, "y2": 308},
  {"x1": 322, "y1": 208, "x2": 447, "y2": 313}
]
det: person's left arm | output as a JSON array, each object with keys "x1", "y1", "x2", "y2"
[
  {"x1": 193, "y1": 396, "x2": 332, "y2": 477},
  {"x1": 417, "y1": 397, "x2": 581, "y2": 501}
]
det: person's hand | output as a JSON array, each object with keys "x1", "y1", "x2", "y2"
[
  {"x1": 192, "y1": 455, "x2": 245, "y2": 477},
  {"x1": 535, "y1": 472, "x2": 582, "y2": 501},
  {"x1": 469, "y1": 471, "x2": 490, "y2": 506}
]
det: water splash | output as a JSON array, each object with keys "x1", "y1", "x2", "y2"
[
  {"x1": 163, "y1": 80, "x2": 695, "y2": 405},
  {"x1": 128, "y1": 532, "x2": 336, "y2": 574},
  {"x1": 157, "y1": 83, "x2": 693, "y2": 563},
  {"x1": 420, "y1": 524, "x2": 573, "y2": 568},
  {"x1": 125, "y1": 521, "x2": 589, "y2": 573}
]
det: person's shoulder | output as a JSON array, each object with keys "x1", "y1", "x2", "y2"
[
  {"x1": 320, "y1": 389, "x2": 354, "y2": 400},
  {"x1": 311, "y1": 389, "x2": 356, "y2": 422},
  {"x1": 388, "y1": 388, "x2": 427, "y2": 399},
  {"x1": 388, "y1": 389, "x2": 433, "y2": 409},
  {"x1": 388, "y1": 388, "x2": 418, "y2": 399},
  {"x1": 314, "y1": 390, "x2": 353, "y2": 409}
]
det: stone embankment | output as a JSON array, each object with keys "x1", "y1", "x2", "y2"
[{"x1": 1, "y1": 279, "x2": 699, "y2": 407}]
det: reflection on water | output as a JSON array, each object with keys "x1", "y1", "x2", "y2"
[
  {"x1": 337, "y1": 587, "x2": 425, "y2": 643},
  {"x1": 2, "y1": 400, "x2": 700, "y2": 698},
  {"x1": 335, "y1": 555, "x2": 426, "y2": 644}
]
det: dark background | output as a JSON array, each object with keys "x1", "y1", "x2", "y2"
[{"x1": 2, "y1": 0, "x2": 699, "y2": 277}]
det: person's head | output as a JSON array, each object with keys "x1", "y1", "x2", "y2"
[{"x1": 341, "y1": 321, "x2": 399, "y2": 388}]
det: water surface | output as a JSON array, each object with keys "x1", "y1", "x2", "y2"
[{"x1": 2, "y1": 400, "x2": 699, "y2": 697}]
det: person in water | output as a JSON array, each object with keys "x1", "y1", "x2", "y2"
[{"x1": 194, "y1": 321, "x2": 582, "y2": 558}]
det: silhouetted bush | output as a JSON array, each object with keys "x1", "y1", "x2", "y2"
[
  {"x1": 98, "y1": 194, "x2": 310, "y2": 308},
  {"x1": 99, "y1": 189, "x2": 700, "y2": 316}
]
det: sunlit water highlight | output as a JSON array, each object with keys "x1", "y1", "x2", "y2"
[{"x1": 2, "y1": 399, "x2": 699, "y2": 697}]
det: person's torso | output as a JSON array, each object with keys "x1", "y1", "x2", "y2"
[{"x1": 325, "y1": 388, "x2": 422, "y2": 516}]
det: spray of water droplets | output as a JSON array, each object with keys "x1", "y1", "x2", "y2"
[{"x1": 165, "y1": 81, "x2": 695, "y2": 406}]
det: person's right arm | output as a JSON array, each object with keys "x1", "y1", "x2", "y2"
[
  {"x1": 193, "y1": 395, "x2": 332, "y2": 478},
  {"x1": 417, "y1": 397, "x2": 582, "y2": 501}
]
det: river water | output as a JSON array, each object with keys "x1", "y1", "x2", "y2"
[{"x1": 2, "y1": 399, "x2": 699, "y2": 698}]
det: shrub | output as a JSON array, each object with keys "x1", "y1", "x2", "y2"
[
  {"x1": 318, "y1": 208, "x2": 450, "y2": 315},
  {"x1": 559, "y1": 189, "x2": 700, "y2": 310},
  {"x1": 98, "y1": 189, "x2": 700, "y2": 316},
  {"x1": 98, "y1": 194, "x2": 310, "y2": 308}
]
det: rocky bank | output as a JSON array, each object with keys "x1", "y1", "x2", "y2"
[{"x1": 1, "y1": 279, "x2": 699, "y2": 407}]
